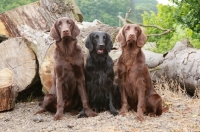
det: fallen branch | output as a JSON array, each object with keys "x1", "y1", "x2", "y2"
[
  {"x1": 146, "y1": 29, "x2": 173, "y2": 37},
  {"x1": 118, "y1": 9, "x2": 173, "y2": 37}
]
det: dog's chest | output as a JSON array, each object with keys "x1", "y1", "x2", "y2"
[{"x1": 92, "y1": 68, "x2": 107, "y2": 83}]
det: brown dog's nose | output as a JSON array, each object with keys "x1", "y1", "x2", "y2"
[
  {"x1": 129, "y1": 34, "x2": 136, "y2": 37},
  {"x1": 63, "y1": 30, "x2": 69, "y2": 34}
]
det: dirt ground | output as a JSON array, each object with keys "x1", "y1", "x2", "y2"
[{"x1": 0, "y1": 81, "x2": 200, "y2": 132}]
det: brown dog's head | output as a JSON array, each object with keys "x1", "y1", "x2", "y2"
[
  {"x1": 50, "y1": 17, "x2": 80, "y2": 41},
  {"x1": 116, "y1": 24, "x2": 147, "y2": 48}
]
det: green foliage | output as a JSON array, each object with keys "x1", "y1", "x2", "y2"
[
  {"x1": 75, "y1": 0, "x2": 129, "y2": 26},
  {"x1": 142, "y1": 4, "x2": 200, "y2": 53},
  {"x1": 170, "y1": 0, "x2": 200, "y2": 33},
  {"x1": 75, "y1": 0, "x2": 158, "y2": 26},
  {"x1": 0, "y1": 0, "x2": 37, "y2": 13}
]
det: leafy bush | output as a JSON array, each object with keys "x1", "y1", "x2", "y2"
[
  {"x1": 0, "y1": 0, "x2": 37, "y2": 13},
  {"x1": 142, "y1": 4, "x2": 200, "y2": 53}
]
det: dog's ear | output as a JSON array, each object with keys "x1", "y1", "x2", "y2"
[
  {"x1": 72, "y1": 22, "x2": 80, "y2": 39},
  {"x1": 136, "y1": 26, "x2": 147, "y2": 48},
  {"x1": 85, "y1": 33, "x2": 93, "y2": 51},
  {"x1": 105, "y1": 33, "x2": 113, "y2": 52},
  {"x1": 116, "y1": 26, "x2": 126, "y2": 47},
  {"x1": 50, "y1": 21, "x2": 61, "y2": 41}
]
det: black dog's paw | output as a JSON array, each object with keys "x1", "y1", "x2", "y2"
[
  {"x1": 78, "y1": 113, "x2": 88, "y2": 118},
  {"x1": 111, "y1": 110, "x2": 118, "y2": 116}
]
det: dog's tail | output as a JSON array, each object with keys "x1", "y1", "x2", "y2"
[
  {"x1": 34, "y1": 108, "x2": 46, "y2": 115},
  {"x1": 113, "y1": 85, "x2": 121, "y2": 109},
  {"x1": 162, "y1": 106, "x2": 169, "y2": 113},
  {"x1": 156, "y1": 104, "x2": 169, "y2": 116}
]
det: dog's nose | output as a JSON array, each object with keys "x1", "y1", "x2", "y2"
[
  {"x1": 63, "y1": 30, "x2": 69, "y2": 34},
  {"x1": 129, "y1": 34, "x2": 136, "y2": 37},
  {"x1": 99, "y1": 43, "x2": 105, "y2": 48}
]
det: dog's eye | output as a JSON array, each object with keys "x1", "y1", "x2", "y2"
[
  {"x1": 58, "y1": 21, "x2": 62, "y2": 25},
  {"x1": 103, "y1": 36, "x2": 106, "y2": 40},
  {"x1": 95, "y1": 35, "x2": 99, "y2": 39},
  {"x1": 135, "y1": 26, "x2": 139, "y2": 32},
  {"x1": 125, "y1": 26, "x2": 130, "y2": 30},
  {"x1": 66, "y1": 20, "x2": 71, "y2": 25}
]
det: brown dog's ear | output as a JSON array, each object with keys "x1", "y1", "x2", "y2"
[
  {"x1": 72, "y1": 22, "x2": 80, "y2": 39},
  {"x1": 50, "y1": 22, "x2": 61, "y2": 41},
  {"x1": 136, "y1": 26, "x2": 147, "y2": 48},
  {"x1": 116, "y1": 27, "x2": 126, "y2": 47}
]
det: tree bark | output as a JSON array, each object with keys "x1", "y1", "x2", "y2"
[
  {"x1": 151, "y1": 39, "x2": 200, "y2": 94},
  {"x1": 0, "y1": 38, "x2": 37, "y2": 92},
  {"x1": 0, "y1": 0, "x2": 83, "y2": 37},
  {"x1": 0, "y1": 68, "x2": 18, "y2": 111}
]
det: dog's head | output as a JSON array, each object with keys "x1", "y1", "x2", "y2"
[
  {"x1": 85, "y1": 31, "x2": 113, "y2": 54},
  {"x1": 50, "y1": 17, "x2": 80, "y2": 41},
  {"x1": 116, "y1": 24, "x2": 147, "y2": 48}
]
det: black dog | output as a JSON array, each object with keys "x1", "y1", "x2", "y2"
[{"x1": 79, "y1": 31, "x2": 120, "y2": 117}]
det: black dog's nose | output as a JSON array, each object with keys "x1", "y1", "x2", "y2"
[{"x1": 99, "y1": 44, "x2": 104, "y2": 48}]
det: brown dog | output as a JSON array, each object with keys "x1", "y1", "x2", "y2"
[
  {"x1": 116, "y1": 24, "x2": 168, "y2": 121},
  {"x1": 35, "y1": 17, "x2": 97, "y2": 120}
]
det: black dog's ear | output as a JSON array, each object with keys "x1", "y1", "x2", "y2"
[
  {"x1": 85, "y1": 33, "x2": 94, "y2": 51},
  {"x1": 105, "y1": 33, "x2": 113, "y2": 52}
]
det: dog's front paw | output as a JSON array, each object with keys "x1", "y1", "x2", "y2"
[
  {"x1": 85, "y1": 108, "x2": 98, "y2": 117},
  {"x1": 136, "y1": 115, "x2": 145, "y2": 122},
  {"x1": 53, "y1": 109, "x2": 64, "y2": 120},
  {"x1": 34, "y1": 109, "x2": 46, "y2": 115},
  {"x1": 119, "y1": 107, "x2": 128, "y2": 116},
  {"x1": 136, "y1": 110, "x2": 145, "y2": 121},
  {"x1": 111, "y1": 110, "x2": 118, "y2": 116},
  {"x1": 53, "y1": 113, "x2": 63, "y2": 120},
  {"x1": 78, "y1": 113, "x2": 88, "y2": 118}
]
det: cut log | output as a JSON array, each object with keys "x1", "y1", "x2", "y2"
[
  {"x1": 0, "y1": 68, "x2": 18, "y2": 111},
  {"x1": 0, "y1": 0, "x2": 83, "y2": 37},
  {"x1": 0, "y1": 37, "x2": 36, "y2": 92},
  {"x1": 151, "y1": 39, "x2": 200, "y2": 94},
  {"x1": 39, "y1": 44, "x2": 55, "y2": 93}
]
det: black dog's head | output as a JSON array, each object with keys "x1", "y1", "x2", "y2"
[{"x1": 85, "y1": 31, "x2": 113, "y2": 54}]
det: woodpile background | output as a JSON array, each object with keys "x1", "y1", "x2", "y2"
[{"x1": 0, "y1": 0, "x2": 199, "y2": 111}]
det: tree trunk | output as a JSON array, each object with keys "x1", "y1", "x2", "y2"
[
  {"x1": 0, "y1": 0, "x2": 83, "y2": 37},
  {"x1": 151, "y1": 39, "x2": 200, "y2": 94},
  {"x1": 0, "y1": 37, "x2": 37, "y2": 92},
  {"x1": 0, "y1": 68, "x2": 18, "y2": 111}
]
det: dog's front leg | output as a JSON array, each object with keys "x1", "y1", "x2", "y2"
[
  {"x1": 75, "y1": 66, "x2": 97, "y2": 117},
  {"x1": 54, "y1": 66, "x2": 65, "y2": 120},
  {"x1": 77, "y1": 80, "x2": 97, "y2": 117},
  {"x1": 136, "y1": 77, "x2": 146, "y2": 121},
  {"x1": 118, "y1": 64, "x2": 128, "y2": 115},
  {"x1": 106, "y1": 67, "x2": 118, "y2": 116},
  {"x1": 109, "y1": 89, "x2": 118, "y2": 116}
]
